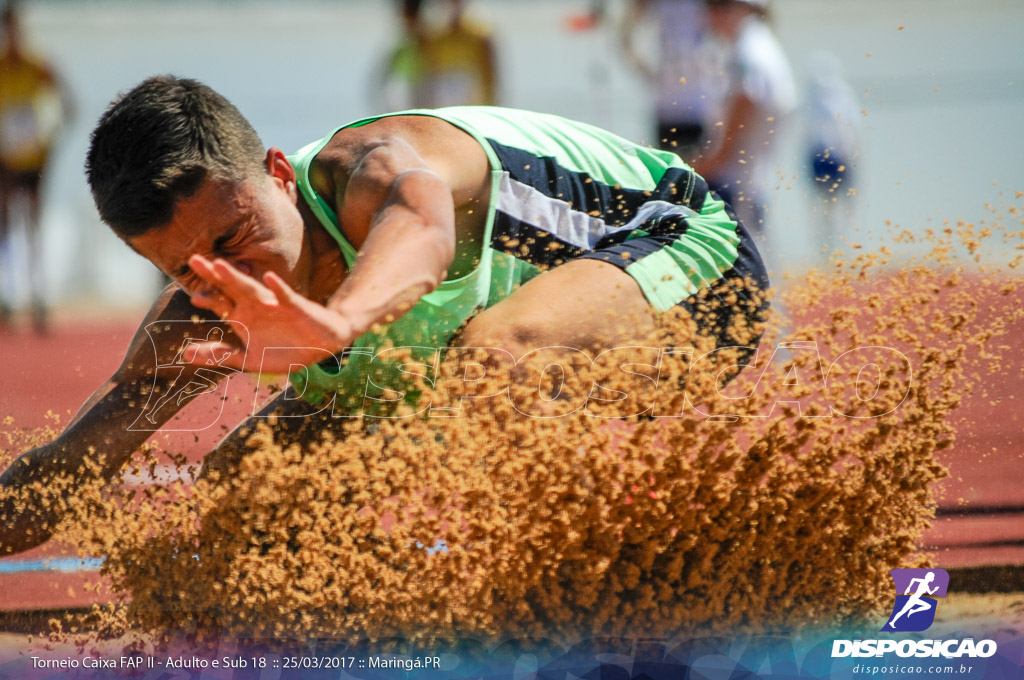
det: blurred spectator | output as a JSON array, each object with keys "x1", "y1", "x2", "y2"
[
  {"x1": 375, "y1": 0, "x2": 427, "y2": 111},
  {"x1": 804, "y1": 50, "x2": 860, "y2": 245},
  {"x1": 0, "y1": 1, "x2": 71, "y2": 331},
  {"x1": 620, "y1": 0, "x2": 721, "y2": 158},
  {"x1": 694, "y1": 0, "x2": 795, "y2": 237},
  {"x1": 375, "y1": 0, "x2": 498, "y2": 111}
]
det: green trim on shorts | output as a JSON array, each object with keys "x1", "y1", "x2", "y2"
[{"x1": 622, "y1": 194, "x2": 741, "y2": 312}]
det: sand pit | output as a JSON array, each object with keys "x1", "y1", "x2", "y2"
[{"x1": 1, "y1": 214, "x2": 1021, "y2": 652}]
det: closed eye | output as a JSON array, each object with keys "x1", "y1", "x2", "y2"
[{"x1": 212, "y1": 224, "x2": 248, "y2": 256}]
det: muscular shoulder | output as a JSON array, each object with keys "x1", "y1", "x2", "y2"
[{"x1": 312, "y1": 115, "x2": 491, "y2": 208}]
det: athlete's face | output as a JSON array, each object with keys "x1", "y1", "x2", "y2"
[{"x1": 129, "y1": 150, "x2": 312, "y2": 300}]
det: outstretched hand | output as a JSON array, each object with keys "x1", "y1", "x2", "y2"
[{"x1": 184, "y1": 255, "x2": 355, "y2": 374}]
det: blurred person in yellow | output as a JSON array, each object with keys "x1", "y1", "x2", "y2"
[
  {"x1": 377, "y1": 0, "x2": 498, "y2": 111},
  {"x1": 0, "y1": 1, "x2": 70, "y2": 331}
]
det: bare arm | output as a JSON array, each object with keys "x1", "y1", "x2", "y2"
[
  {"x1": 326, "y1": 137, "x2": 460, "y2": 337},
  {"x1": 0, "y1": 286, "x2": 223, "y2": 554}
]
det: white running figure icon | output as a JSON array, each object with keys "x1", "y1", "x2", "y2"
[
  {"x1": 888, "y1": 571, "x2": 939, "y2": 628},
  {"x1": 143, "y1": 327, "x2": 233, "y2": 424}
]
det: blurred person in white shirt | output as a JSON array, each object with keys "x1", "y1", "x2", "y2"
[
  {"x1": 621, "y1": 0, "x2": 723, "y2": 158},
  {"x1": 695, "y1": 0, "x2": 795, "y2": 237}
]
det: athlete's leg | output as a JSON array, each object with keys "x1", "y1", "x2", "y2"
[
  {"x1": 459, "y1": 201, "x2": 768, "y2": 411},
  {"x1": 460, "y1": 258, "x2": 659, "y2": 358},
  {"x1": 455, "y1": 260, "x2": 663, "y2": 416}
]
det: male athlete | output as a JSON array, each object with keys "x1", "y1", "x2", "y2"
[{"x1": 0, "y1": 75, "x2": 767, "y2": 555}]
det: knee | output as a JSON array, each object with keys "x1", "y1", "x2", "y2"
[{"x1": 459, "y1": 311, "x2": 540, "y2": 360}]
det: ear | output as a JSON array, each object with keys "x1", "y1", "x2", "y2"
[{"x1": 265, "y1": 147, "x2": 298, "y2": 202}]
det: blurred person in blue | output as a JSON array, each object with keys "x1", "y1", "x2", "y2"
[
  {"x1": 804, "y1": 51, "x2": 860, "y2": 249},
  {"x1": 694, "y1": 0, "x2": 795, "y2": 237},
  {"x1": 375, "y1": 0, "x2": 498, "y2": 111},
  {"x1": 0, "y1": 1, "x2": 71, "y2": 331},
  {"x1": 620, "y1": 0, "x2": 722, "y2": 158}
]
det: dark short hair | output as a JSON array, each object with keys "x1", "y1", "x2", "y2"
[{"x1": 86, "y1": 75, "x2": 265, "y2": 239}]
